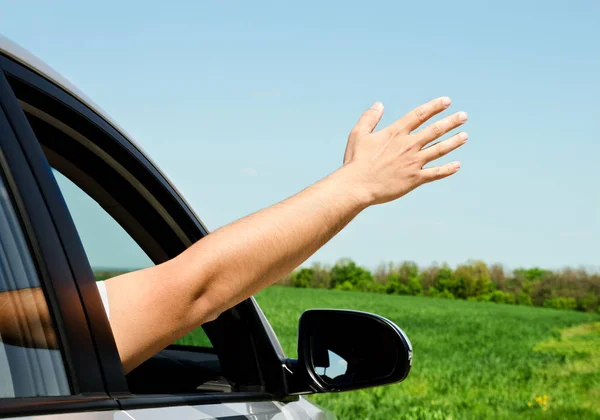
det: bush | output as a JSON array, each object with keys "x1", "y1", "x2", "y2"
[
  {"x1": 504, "y1": 291, "x2": 516, "y2": 304},
  {"x1": 386, "y1": 273, "x2": 409, "y2": 295},
  {"x1": 484, "y1": 290, "x2": 516, "y2": 304},
  {"x1": 577, "y1": 293, "x2": 599, "y2": 313},
  {"x1": 429, "y1": 288, "x2": 455, "y2": 299},
  {"x1": 544, "y1": 297, "x2": 578, "y2": 311},
  {"x1": 489, "y1": 291, "x2": 507, "y2": 303},
  {"x1": 382, "y1": 261, "x2": 424, "y2": 296},
  {"x1": 433, "y1": 266, "x2": 456, "y2": 294},
  {"x1": 370, "y1": 282, "x2": 387, "y2": 294},
  {"x1": 330, "y1": 259, "x2": 374, "y2": 292},
  {"x1": 335, "y1": 280, "x2": 355, "y2": 291},
  {"x1": 517, "y1": 291, "x2": 533, "y2": 306},
  {"x1": 407, "y1": 276, "x2": 424, "y2": 295},
  {"x1": 291, "y1": 268, "x2": 313, "y2": 288},
  {"x1": 386, "y1": 274, "x2": 423, "y2": 296}
]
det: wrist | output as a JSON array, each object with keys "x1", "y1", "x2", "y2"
[{"x1": 329, "y1": 164, "x2": 375, "y2": 210}]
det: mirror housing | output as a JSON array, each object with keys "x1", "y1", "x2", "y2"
[{"x1": 292, "y1": 309, "x2": 412, "y2": 393}]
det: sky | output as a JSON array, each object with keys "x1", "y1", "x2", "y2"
[{"x1": 1, "y1": 1, "x2": 599, "y2": 271}]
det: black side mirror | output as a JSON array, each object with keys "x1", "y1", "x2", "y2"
[{"x1": 296, "y1": 309, "x2": 412, "y2": 393}]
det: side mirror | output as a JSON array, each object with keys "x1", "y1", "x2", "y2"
[{"x1": 296, "y1": 309, "x2": 412, "y2": 393}]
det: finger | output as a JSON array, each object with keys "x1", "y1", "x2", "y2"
[
  {"x1": 387, "y1": 96, "x2": 451, "y2": 134},
  {"x1": 415, "y1": 111, "x2": 468, "y2": 146},
  {"x1": 420, "y1": 132, "x2": 468, "y2": 164},
  {"x1": 352, "y1": 102, "x2": 384, "y2": 135},
  {"x1": 420, "y1": 161, "x2": 461, "y2": 184}
]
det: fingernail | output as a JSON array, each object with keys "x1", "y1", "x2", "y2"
[
  {"x1": 371, "y1": 102, "x2": 384, "y2": 111},
  {"x1": 458, "y1": 112, "x2": 468, "y2": 122},
  {"x1": 454, "y1": 161, "x2": 461, "y2": 170},
  {"x1": 442, "y1": 97, "x2": 451, "y2": 107},
  {"x1": 459, "y1": 132, "x2": 468, "y2": 141}
]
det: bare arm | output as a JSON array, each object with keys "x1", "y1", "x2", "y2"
[
  {"x1": 0, "y1": 287, "x2": 57, "y2": 349},
  {"x1": 104, "y1": 97, "x2": 468, "y2": 373}
]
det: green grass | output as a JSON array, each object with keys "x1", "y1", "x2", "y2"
[{"x1": 251, "y1": 287, "x2": 600, "y2": 420}]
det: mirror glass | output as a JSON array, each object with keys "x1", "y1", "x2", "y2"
[
  {"x1": 308, "y1": 311, "x2": 401, "y2": 387},
  {"x1": 314, "y1": 350, "x2": 348, "y2": 379}
]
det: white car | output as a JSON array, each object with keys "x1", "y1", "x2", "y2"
[{"x1": 0, "y1": 35, "x2": 412, "y2": 419}]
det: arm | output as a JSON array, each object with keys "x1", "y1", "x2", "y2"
[
  {"x1": 104, "y1": 97, "x2": 468, "y2": 373},
  {"x1": 0, "y1": 287, "x2": 57, "y2": 349}
]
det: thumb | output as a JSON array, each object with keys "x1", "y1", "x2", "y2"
[{"x1": 352, "y1": 102, "x2": 384, "y2": 135}]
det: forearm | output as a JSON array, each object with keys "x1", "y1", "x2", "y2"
[
  {"x1": 0, "y1": 288, "x2": 57, "y2": 349},
  {"x1": 171, "y1": 165, "x2": 370, "y2": 323}
]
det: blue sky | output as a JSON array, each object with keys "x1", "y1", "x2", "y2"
[{"x1": 1, "y1": 1, "x2": 599, "y2": 271}]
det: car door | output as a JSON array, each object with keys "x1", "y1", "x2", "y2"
[
  {"x1": 0, "y1": 37, "x2": 326, "y2": 419},
  {"x1": 0, "y1": 62, "x2": 126, "y2": 418}
]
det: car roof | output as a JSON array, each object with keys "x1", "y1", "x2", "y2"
[{"x1": 0, "y1": 34, "x2": 208, "y2": 232}]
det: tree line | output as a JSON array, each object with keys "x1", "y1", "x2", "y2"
[{"x1": 276, "y1": 259, "x2": 600, "y2": 313}]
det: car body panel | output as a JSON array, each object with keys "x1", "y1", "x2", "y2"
[
  {"x1": 2, "y1": 412, "x2": 121, "y2": 420},
  {"x1": 1, "y1": 399, "x2": 332, "y2": 420},
  {"x1": 124, "y1": 398, "x2": 332, "y2": 420}
]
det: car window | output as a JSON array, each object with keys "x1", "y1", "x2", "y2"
[
  {"x1": 51, "y1": 169, "x2": 213, "y2": 349},
  {"x1": 0, "y1": 173, "x2": 70, "y2": 398}
]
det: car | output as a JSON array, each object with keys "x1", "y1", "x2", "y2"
[{"x1": 0, "y1": 35, "x2": 412, "y2": 420}]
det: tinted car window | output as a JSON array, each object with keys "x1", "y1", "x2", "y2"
[{"x1": 0, "y1": 174, "x2": 70, "y2": 398}]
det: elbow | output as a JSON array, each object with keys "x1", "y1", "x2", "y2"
[{"x1": 162, "y1": 250, "x2": 243, "y2": 330}]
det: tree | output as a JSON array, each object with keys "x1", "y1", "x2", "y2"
[
  {"x1": 419, "y1": 264, "x2": 440, "y2": 290},
  {"x1": 385, "y1": 262, "x2": 423, "y2": 295},
  {"x1": 330, "y1": 258, "x2": 374, "y2": 292},
  {"x1": 373, "y1": 262, "x2": 391, "y2": 286},
  {"x1": 386, "y1": 273, "x2": 409, "y2": 295},
  {"x1": 291, "y1": 268, "x2": 314, "y2": 288},
  {"x1": 432, "y1": 265, "x2": 457, "y2": 294},
  {"x1": 514, "y1": 267, "x2": 550, "y2": 283},
  {"x1": 452, "y1": 261, "x2": 491, "y2": 299},
  {"x1": 489, "y1": 263, "x2": 506, "y2": 290},
  {"x1": 310, "y1": 262, "x2": 332, "y2": 288},
  {"x1": 278, "y1": 259, "x2": 598, "y2": 314},
  {"x1": 517, "y1": 291, "x2": 533, "y2": 306}
]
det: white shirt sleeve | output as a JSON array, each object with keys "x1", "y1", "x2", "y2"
[{"x1": 96, "y1": 281, "x2": 110, "y2": 320}]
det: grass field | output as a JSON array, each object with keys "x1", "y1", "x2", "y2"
[{"x1": 250, "y1": 287, "x2": 600, "y2": 419}]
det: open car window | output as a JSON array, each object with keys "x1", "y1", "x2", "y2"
[
  {"x1": 50, "y1": 168, "x2": 219, "y2": 390},
  {"x1": 52, "y1": 169, "x2": 215, "y2": 349},
  {"x1": 51, "y1": 169, "x2": 214, "y2": 348}
]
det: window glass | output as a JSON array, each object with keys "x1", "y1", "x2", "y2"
[
  {"x1": 0, "y1": 174, "x2": 70, "y2": 398},
  {"x1": 51, "y1": 169, "x2": 213, "y2": 349},
  {"x1": 52, "y1": 170, "x2": 153, "y2": 272}
]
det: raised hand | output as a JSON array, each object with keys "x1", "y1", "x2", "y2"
[{"x1": 343, "y1": 97, "x2": 468, "y2": 205}]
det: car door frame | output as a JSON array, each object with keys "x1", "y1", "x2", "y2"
[
  {"x1": 0, "y1": 50, "x2": 296, "y2": 409},
  {"x1": 0, "y1": 67, "x2": 120, "y2": 417}
]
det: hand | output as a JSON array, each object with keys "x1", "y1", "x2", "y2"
[{"x1": 342, "y1": 97, "x2": 468, "y2": 205}]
